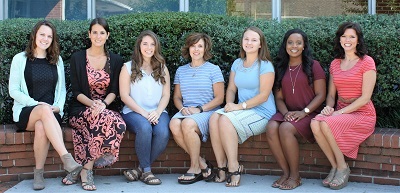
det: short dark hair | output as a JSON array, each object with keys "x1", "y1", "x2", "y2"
[{"x1": 181, "y1": 33, "x2": 213, "y2": 61}]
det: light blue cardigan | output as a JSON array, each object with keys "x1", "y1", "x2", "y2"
[{"x1": 9, "y1": 52, "x2": 66, "y2": 122}]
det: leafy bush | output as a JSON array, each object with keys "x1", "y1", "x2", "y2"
[{"x1": 0, "y1": 12, "x2": 399, "y2": 127}]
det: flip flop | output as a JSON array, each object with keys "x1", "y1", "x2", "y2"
[{"x1": 178, "y1": 173, "x2": 203, "y2": 184}]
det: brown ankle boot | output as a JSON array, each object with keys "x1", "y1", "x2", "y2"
[
  {"x1": 61, "y1": 153, "x2": 82, "y2": 173},
  {"x1": 33, "y1": 168, "x2": 45, "y2": 190}
]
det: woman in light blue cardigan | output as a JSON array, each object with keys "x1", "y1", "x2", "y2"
[{"x1": 8, "y1": 20, "x2": 81, "y2": 190}]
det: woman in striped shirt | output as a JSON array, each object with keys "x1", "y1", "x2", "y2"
[
  {"x1": 311, "y1": 22, "x2": 377, "y2": 190},
  {"x1": 170, "y1": 33, "x2": 225, "y2": 184}
]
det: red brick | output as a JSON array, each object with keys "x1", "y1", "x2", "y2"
[
  {"x1": 8, "y1": 152, "x2": 33, "y2": 159},
  {"x1": 374, "y1": 133, "x2": 384, "y2": 147},
  {"x1": 354, "y1": 161, "x2": 381, "y2": 170},
  {"x1": 373, "y1": 177, "x2": 400, "y2": 186},
  {"x1": 14, "y1": 158, "x2": 35, "y2": 167},
  {"x1": 8, "y1": 166, "x2": 34, "y2": 174},
  {"x1": 362, "y1": 136, "x2": 375, "y2": 147},
  {"x1": 364, "y1": 154, "x2": 391, "y2": 163},
  {"x1": 0, "y1": 154, "x2": 9, "y2": 160},
  {"x1": 238, "y1": 148, "x2": 260, "y2": 155},
  {"x1": 0, "y1": 175, "x2": 19, "y2": 182},
  {"x1": 381, "y1": 163, "x2": 395, "y2": 172},
  {"x1": 358, "y1": 147, "x2": 381, "y2": 155},
  {"x1": 5, "y1": 132, "x2": 14, "y2": 144},
  {"x1": 161, "y1": 160, "x2": 185, "y2": 167},
  {"x1": 167, "y1": 154, "x2": 190, "y2": 161},
  {"x1": 1, "y1": 160, "x2": 14, "y2": 167},
  {"x1": 392, "y1": 134, "x2": 400, "y2": 148},
  {"x1": 382, "y1": 148, "x2": 400, "y2": 156},
  {"x1": 349, "y1": 175, "x2": 372, "y2": 183},
  {"x1": 0, "y1": 131, "x2": 6, "y2": 144},
  {"x1": 392, "y1": 157, "x2": 400, "y2": 165},
  {"x1": 240, "y1": 155, "x2": 265, "y2": 162},
  {"x1": 112, "y1": 161, "x2": 135, "y2": 169}
]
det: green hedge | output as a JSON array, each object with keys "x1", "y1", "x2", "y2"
[{"x1": 0, "y1": 12, "x2": 399, "y2": 127}]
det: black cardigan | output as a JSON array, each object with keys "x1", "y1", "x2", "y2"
[{"x1": 69, "y1": 50, "x2": 123, "y2": 116}]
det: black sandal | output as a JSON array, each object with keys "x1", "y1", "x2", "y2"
[
  {"x1": 215, "y1": 167, "x2": 227, "y2": 183},
  {"x1": 202, "y1": 160, "x2": 216, "y2": 182},
  {"x1": 226, "y1": 165, "x2": 243, "y2": 187}
]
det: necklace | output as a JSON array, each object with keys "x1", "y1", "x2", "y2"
[
  {"x1": 190, "y1": 62, "x2": 206, "y2": 77},
  {"x1": 289, "y1": 64, "x2": 301, "y2": 71},
  {"x1": 289, "y1": 64, "x2": 302, "y2": 94}
]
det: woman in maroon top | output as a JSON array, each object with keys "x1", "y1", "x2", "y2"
[{"x1": 266, "y1": 29, "x2": 326, "y2": 190}]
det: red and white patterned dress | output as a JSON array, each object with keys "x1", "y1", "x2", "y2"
[
  {"x1": 69, "y1": 59, "x2": 126, "y2": 167},
  {"x1": 314, "y1": 55, "x2": 376, "y2": 159}
]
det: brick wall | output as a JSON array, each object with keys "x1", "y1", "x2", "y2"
[
  {"x1": 0, "y1": 125, "x2": 399, "y2": 186},
  {"x1": 46, "y1": 0, "x2": 62, "y2": 20},
  {"x1": 377, "y1": 1, "x2": 400, "y2": 14}
]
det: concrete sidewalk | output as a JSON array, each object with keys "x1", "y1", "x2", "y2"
[{"x1": 5, "y1": 174, "x2": 400, "y2": 193}]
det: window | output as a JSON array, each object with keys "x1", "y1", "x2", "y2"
[
  {"x1": 65, "y1": 0, "x2": 88, "y2": 20},
  {"x1": 8, "y1": 0, "x2": 61, "y2": 19}
]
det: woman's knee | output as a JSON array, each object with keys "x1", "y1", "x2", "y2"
[
  {"x1": 266, "y1": 121, "x2": 279, "y2": 137},
  {"x1": 310, "y1": 120, "x2": 321, "y2": 134},
  {"x1": 169, "y1": 119, "x2": 182, "y2": 135}
]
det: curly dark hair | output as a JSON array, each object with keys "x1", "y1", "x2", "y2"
[
  {"x1": 274, "y1": 29, "x2": 314, "y2": 91},
  {"x1": 181, "y1": 33, "x2": 212, "y2": 61},
  {"x1": 130, "y1": 30, "x2": 166, "y2": 84},
  {"x1": 333, "y1": 22, "x2": 367, "y2": 59},
  {"x1": 25, "y1": 20, "x2": 59, "y2": 65}
]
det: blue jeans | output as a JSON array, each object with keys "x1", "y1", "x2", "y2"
[{"x1": 122, "y1": 111, "x2": 170, "y2": 173}]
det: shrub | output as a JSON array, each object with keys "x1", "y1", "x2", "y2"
[{"x1": 0, "y1": 12, "x2": 399, "y2": 127}]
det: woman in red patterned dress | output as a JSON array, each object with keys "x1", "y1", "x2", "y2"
[
  {"x1": 62, "y1": 17, "x2": 126, "y2": 191},
  {"x1": 311, "y1": 22, "x2": 377, "y2": 190}
]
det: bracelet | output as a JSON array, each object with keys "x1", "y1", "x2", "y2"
[
  {"x1": 102, "y1": 100, "x2": 109, "y2": 107},
  {"x1": 196, "y1": 105, "x2": 203, "y2": 113},
  {"x1": 179, "y1": 107, "x2": 185, "y2": 112}
]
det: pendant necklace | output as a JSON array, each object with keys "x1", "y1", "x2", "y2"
[
  {"x1": 190, "y1": 62, "x2": 206, "y2": 77},
  {"x1": 289, "y1": 64, "x2": 302, "y2": 94}
]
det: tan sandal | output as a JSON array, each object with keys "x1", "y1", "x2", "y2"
[
  {"x1": 271, "y1": 175, "x2": 288, "y2": 188},
  {"x1": 140, "y1": 171, "x2": 161, "y2": 185},
  {"x1": 329, "y1": 166, "x2": 350, "y2": 190},
  {"x1": 322, "y1": 168, "x2": 336, "y2": 187},
  {"x1": 123, "y1": 168, "x2": 142, "y2": 181},
  {"x1": 279, "y1": 177, "x2": 302, "y2": 190}
]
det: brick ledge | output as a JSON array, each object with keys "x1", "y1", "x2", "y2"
[{"x1": 1, "y1": 125, "x2": 399, "y2": 186}]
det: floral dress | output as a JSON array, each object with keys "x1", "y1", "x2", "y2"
[{"x1": 69, "y1": 60, "x2": 126, "y2": 167}]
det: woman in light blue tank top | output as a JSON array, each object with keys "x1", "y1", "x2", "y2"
[
  {"x1": 120, "y1": 30, "x2": 171, "y2": 185},
  {"x1": 209, "y1": 27, "x2": 276, "y2": 187}
]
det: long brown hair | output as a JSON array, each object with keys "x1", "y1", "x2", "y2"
[
  {"x1": 25, "y1": 20, "x2": 59, "y2": 65},
  {"x1": 130, "y1": 30, "x2": 166, "y2": 84},
  {"x1": 239, "y1": 26, "x2": 271, "y2": 62},
  {"x1": 89, "y1": 17, "x2": 111, "y2": 74}
]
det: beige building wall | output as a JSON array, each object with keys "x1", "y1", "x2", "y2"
[{"x1": 230, "y1": 0, "x2": 366, "y2": 19}]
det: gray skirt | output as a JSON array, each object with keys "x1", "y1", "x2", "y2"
[{"x1": 215, "y1": 108, "x2": 268, "y2": 144}]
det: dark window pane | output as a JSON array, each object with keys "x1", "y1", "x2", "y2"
[
  {"x1": 8, "y1": 0, "x2": 60, "y2": 19},
  {"x1": 189, "y1": 0, "x2": 226, "y2": 15},
  {"x1": 65, "y1": 0, "x2": 88, "y2": 20},
  {"x1": 95, "y1": 0, "x2": 179, "y2": 18}
]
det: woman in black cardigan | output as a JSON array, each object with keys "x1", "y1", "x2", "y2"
[{"x1": 62, "y1": 17, "x2": 126, "y2": 191}]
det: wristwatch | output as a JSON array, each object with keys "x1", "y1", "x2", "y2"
[
  {"x1": 304, "y1": 107, "x2": 310, "y2": 114},
  {"x1": 242, "y1": 102, "x2": 247, "y2": 110},
  {"x1": 196, "y1": 105, "x2": 203, "y2": 113}
]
